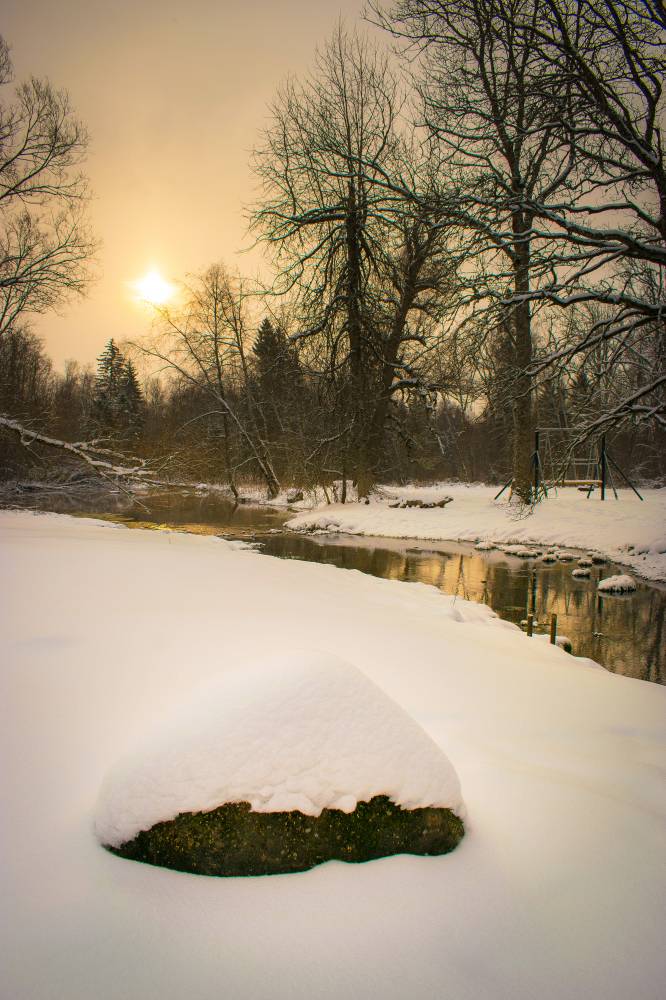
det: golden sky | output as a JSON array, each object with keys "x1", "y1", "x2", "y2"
[{"x1": 4, "y1": 0, "x2": 367, "y2": 368}]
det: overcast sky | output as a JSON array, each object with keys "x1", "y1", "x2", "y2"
[{"x1": 4, "y1": 0, "x2": 372, "y2": 369}]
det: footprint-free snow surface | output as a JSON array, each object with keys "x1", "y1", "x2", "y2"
[
  {"x1": 95, "y1": 652, "x2": 463, "y2": 848},
  {"x1": 2, "y1": 511, "x2": 665, "y2": 1000}
]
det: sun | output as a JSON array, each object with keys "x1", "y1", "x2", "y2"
[{"x1": 132, "y1": 268, "x2": 175, "y2": 306}]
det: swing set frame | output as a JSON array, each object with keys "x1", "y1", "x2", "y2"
[{"x1": 494, "y1": 428, "x2": 644, "y2": 502}]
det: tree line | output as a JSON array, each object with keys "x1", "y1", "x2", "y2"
[{"x1": 0, "y1": 3, "x2": 664, "y2": 499}]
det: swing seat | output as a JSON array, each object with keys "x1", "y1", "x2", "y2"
[{"x1": 558, "y1": 479, "x2": 601, "y2": 487}]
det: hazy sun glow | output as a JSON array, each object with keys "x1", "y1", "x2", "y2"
[{"x1": 133, "y1": 268, "x2": 175, "y2": 306}]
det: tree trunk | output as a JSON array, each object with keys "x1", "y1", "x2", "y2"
[
  {"x1": 510, "y1": 214, "x2": 534, "y2": 503},
  {"x1": 345, "y1": 180, "x2": 374, "y2": 497}
]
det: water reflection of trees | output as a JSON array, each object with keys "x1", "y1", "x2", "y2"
[
  {"x1": 34, "y1": 490, "x2": 661, "y2": 686},
  {"x1": 279, "y1": 540, "x2": 664, "y2": 685}
]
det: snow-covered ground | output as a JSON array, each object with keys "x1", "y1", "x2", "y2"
[
  {"x1": 2, "y1": 510, "x2": 665, "y2": 1000},
  {"x1": 287, "y1": 483, "x2": 666, "y2": 581}
]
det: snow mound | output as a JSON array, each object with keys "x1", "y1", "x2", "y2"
[
  {"x1": 534, "y1": 633, "x2": 575, "y2": 654},
  {"x1": 597, "y1": 574, "x2": 637, "y2": 594},
  {"x1": 95, "y1": 651, "x2": 464, "y2": 848},
  {"x1": 501, "y1": 544, "x2": 539, "y2": 558}
]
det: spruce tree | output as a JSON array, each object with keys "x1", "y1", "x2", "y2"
[
  {"x1": 253, "y1": 320, "x2": 301, "y2": 422},
  {"x1": 92, "y1": 340, "x2": 144, "y2": 437},
  {"x1": 119, "y1": 360, "x2": 145, "y2": 435},
  {"x1": 93, "y1": 339, "x2": 124, "y2": 430}
]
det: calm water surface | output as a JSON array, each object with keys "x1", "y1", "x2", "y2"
[{"x1": 12, "y1": 488, "x2": 664, "y2": 685}]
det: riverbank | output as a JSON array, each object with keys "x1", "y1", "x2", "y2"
[
  {"x1": 286, "y1": 483, "x2": 666, "y2": 582},
  {"x1": 2, "y1": 509, "x2": 665, "y2": 1000}
]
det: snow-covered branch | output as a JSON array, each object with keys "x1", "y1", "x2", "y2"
[{"x1": 0, "y1": 415, "x2": 152, "y2": 481}]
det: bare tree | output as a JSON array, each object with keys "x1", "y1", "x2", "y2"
[
  {"x1": 0, "y1": 35, "x2": 97, "y2": 337},
  {"x1": 370, "y1": 0, "x2": 588, "y2": 501},
  {"x1": 252, "y1": 26, "x2": 457, "y2": 495},
  {"x1": 512, "y1": 0, "x2": 666, "y2": 431},
  {"x1": 372, "y1": 0, "x2": 665, "y2": 493},
  {"x1": 0, "y1": 35, "x2": 128, "y2": 484},
  {"x1": 136, "y1": 264, "x2": 281, "y2": 498}
]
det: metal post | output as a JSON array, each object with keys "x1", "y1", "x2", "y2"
[
  {"x1": 550, "y1": 613, "x2": 557, "y2": 645},
  {"x1": 607, "y1": 453, "x2": 644, "y2": 501},
  {"x1": 527, "y1": 570, "x2": 537, "y2": 618},
  {"x1": 494, "y1": 477, "x2": 513, "y2": 501},
  {"x1": 526, "y1": 613, "x2": 534, "y2": 636},
  {"x1": 600, "y1": 435, "x2": 606, "y2": 501}
]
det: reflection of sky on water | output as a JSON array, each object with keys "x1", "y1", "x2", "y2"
[
  {"x1": 11, "y1": 489, "x2": 663, "y2": 685},
  {"x1": 261, "y1": 536, "x2": 664, "y2": 686}
]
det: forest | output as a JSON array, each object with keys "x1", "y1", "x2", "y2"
[{"x1": 1, "y1": 1, "x2": 664, "y2": 500}]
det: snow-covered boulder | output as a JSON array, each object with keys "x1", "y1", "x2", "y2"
[
  {"x1": 474, "y1": 540, "x2": 495, "y2": 551},
  {"x1": 597, "y1": 574, "x2": 637, "y2": 594},
  {"x1": 572, "y1": 567, "x2": 591, "y2": 579},
  {"x1": 540, "y1": 553, "x2": 557, "y2": 564},
  {"x1": 95, "y1": 652, "x2": 465, "y2": 876}
]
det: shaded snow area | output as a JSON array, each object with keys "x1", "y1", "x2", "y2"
[
  {"x1": 2, "y1": 510, "x2": 666, "y2": 1000},
  {"x1": 287, "y1": 483, "x2": 666, "y2": 581},
  {"x1": 96, "y1": 652, "x2": 463, "y2": 848}
]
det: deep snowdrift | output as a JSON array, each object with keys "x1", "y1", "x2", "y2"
[
  {"x1": 287, "y1": 483, "x2": 666, "y2": 580},
  {"x1": 1, "y1": 510, "x2": 665, "y2": 1000}
]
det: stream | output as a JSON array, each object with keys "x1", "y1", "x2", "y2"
[{"x1": 8, "y1": 486, "x2": 664, "y2": 685}]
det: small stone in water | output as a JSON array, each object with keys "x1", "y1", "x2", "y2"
[{"x1": 597, "y1": 574, "x2": 637, "y2": 594}]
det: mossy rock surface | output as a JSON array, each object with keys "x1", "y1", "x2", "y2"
[{"x1": 108, "y1": 794, "x2": 464, "y2": 876}]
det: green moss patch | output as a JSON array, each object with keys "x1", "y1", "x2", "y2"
[{"x1": 107, "y1": 795, "x2": 464, "y2": 876}]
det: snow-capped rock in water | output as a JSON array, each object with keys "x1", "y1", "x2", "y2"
[
  {"x1": 572, "y1": 567, "x2": 591, "y2": 578},
  {"x1": 597, "y1": 574, "x2": 637, "y2": 594},
  {"x1": 501, "y1": 544, "x2": 539, "y2": 558},
  {"x1": 95, "y1": 652, "x2": 465, "y2": 875}
]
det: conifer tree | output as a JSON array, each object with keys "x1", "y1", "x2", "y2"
[
  {"x1": 92, "y1": 340, "x2": 144, "y2": 436},
  {"x1": 92, "y1": 339, "x2": 124, "y2": 429},
  {"x1": 252, "y1": 318, "x2": 301, "y2": 441},
  {"x1": 119, "y1": 359, "x2": 145, "y2": 434}
]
